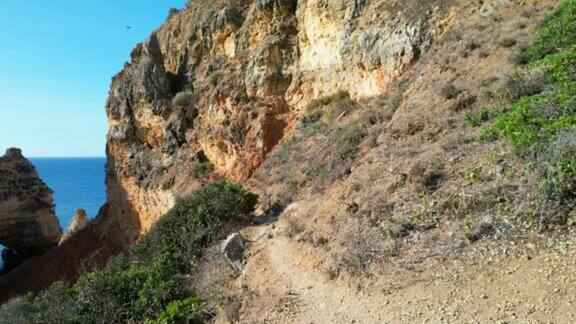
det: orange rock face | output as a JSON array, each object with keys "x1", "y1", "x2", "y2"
[
  {"x1": 0, "y1": 222, "x2": 118, "y2": 302},
  {"x1": 102, "y1": 0, "x2": 454, "y2": 245}
]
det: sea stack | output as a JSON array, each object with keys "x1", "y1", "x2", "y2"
[
  {"x1": 60, "y1": 209, "x2": 89, "y2": 244},
  {"x1": 0, "y1": 148, "x2": 62, "y2": 262}
]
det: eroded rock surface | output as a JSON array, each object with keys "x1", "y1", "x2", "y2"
[
  {"x1": 0, "y1": 148, "x2": 62, "y2": 257},
  {"x1": 60, "y1": 209, "x2": 89, "y2": 244},
  {"x1": 221, "y1": 232, "x2": 246, "y2": 270}
]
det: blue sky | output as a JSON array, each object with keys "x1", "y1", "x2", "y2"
[{"x1": 0, "y1": 1, "x2": 186, "y2": 157}]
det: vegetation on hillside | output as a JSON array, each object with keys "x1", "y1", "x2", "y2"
[
  {"x1": 253, "y1": 90, "x2": 383, "y2": 206},
  {"x1": 192, "y1": 161, "x2": 215, "y2": 179},
  {"x1": 0, "y1": 181, "x2": 258, "y2": 323},
  {"x1": 481, "y1": 0, "x2": 576, "y2": 225},
  {"x1": 172, "y1": 90, "x2": 194, "y2": 107}
]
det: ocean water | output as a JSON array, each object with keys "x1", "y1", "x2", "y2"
[{"x1": 30, "y1": 158, "x2": 107, "y2": 229}]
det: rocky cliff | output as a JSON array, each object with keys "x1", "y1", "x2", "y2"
[
  {"x1": 99, "y1": 1, "x2": 570, "y2": 320},
  {"x1": 102, "y1": 0, "x2": 455, "y2": 246},
  {"x1": 0, "y1": 148, "x2": 62, "y2": 258}
]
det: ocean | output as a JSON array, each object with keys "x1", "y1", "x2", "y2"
[{"x1": 30, "y1": 157, "x2": 107, "y2": 229}]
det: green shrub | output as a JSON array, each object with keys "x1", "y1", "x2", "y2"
[
  {"x1": 481, "y1": 0, "x2": 576, "y2": 222},
  {"x1": 152, "y1": 296, "x2": 203, "y2": 323},
  {"x1": 0, "y1": 282, "x2": 82, "y2": 323},
  {"x1": 466, "y1": 108, "x2": 496, "y2": 127},
  {"x1": 335, "y1": 124, "x2": 365, "y2": 161},
  {"x1": 516, "y1": 0, "x2": 576, "y2": 64},
  {"x1": 74, "y1": 254, "x2": 186, "y2": 322},
  {"x1": 172, "y1": 90, "x2": 194, "y2": 107},
  {"x1": 34, "y1": 282, "x2": 81, "y2": 323},
  {"x1": 541, "y1": 153, "x2": 576, "y2": 205},
  {"x1": 307, "y1": 90, "x2": 350, "y2": 111},
  {"x1": 479, "y1": 95, "x2": 555, "y2": 149},
  {"x1": 192, "y1": 162, "x2": 214, "y2": 179},
  {"x1": 0, "y1": 181, "x2": 258, "y2": 322},
  {"x1": 0, "y1": 294, "x2": 36, "y2": 323},
  {"x1": 500, "y1": 70, "x2": 547, "y2": 101}
]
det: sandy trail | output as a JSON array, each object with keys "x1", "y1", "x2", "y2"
[{"x1": 225, "y1": 220, "x2": 576, "y2": 323}]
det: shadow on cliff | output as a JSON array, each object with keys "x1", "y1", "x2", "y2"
[{"x1": 0, "y1": 224, "x2": 112, "y2": 301}]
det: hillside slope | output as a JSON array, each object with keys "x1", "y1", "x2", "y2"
[{"x1": 2, "y1": 0, "x2": 575, "y2": 322}]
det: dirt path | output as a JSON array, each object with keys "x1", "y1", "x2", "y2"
[
  {"x1": 218, "y1": 219, "x2": 576, "y2": 323},
  {"x1": 260, "y1": 237, "x2": 384, "y2": 322}
]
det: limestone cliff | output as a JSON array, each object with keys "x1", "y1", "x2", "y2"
[
  {"x1": 103, "y1": 0, "x2": 455, "y2": 246},
  {"x1": 0, "y1": 148, "x2": 62, "y2": 257},
  {"x1": 59, "y1": 209, "x2": 89, "y2": 244}
]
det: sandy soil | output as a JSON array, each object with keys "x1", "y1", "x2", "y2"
[{"x1": 216, "y1": 215, "x2": 576, "y2": 323}]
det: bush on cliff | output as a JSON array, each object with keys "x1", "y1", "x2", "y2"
[
  {"x1": 172, "y1": 90, "x2": 194, "y2": 107},
  {"x1": 0, "y1": 180, "x2": 258, "y2": 323},
  {"x1": 481, "y1": 0, "x2": 576, "y2": 225},
  {"x1": 192, "y1": 161, "x2": 214, "y2": 179}
]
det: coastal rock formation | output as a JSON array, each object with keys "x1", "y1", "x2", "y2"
[
  {"x1": 0, "y1": 148, "x2": 62, "y2": 257},
  {"x1": 102, "y1": 0, "x2": 455, "y2": 246},
  {"x1": 59, "y1": 209, "x2": 89, "y2": 244}
]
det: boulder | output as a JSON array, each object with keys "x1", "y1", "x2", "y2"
[
  {"x1": 221, "y1": 233, "x2": 246, "y2": 270},
  {"x1": 0, "y1": 148, "x2": 62, "y2": 258}
]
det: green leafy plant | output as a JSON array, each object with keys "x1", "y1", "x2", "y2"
[
  {"x1": 192, "y1": 162, "x2": 214, "y2": 179},
  {"x1": 479, "y1": 0, "x2": 576, "y2": 223},
  {"x1": 152, "y1": 296, "x2": 203, "y2": 323},
  {"x1": 466, "y1": 108, "x2": 495, "y2": 127},
  {"x1": 516, "y1": 0, "x2": 576, "y2": 64}
]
